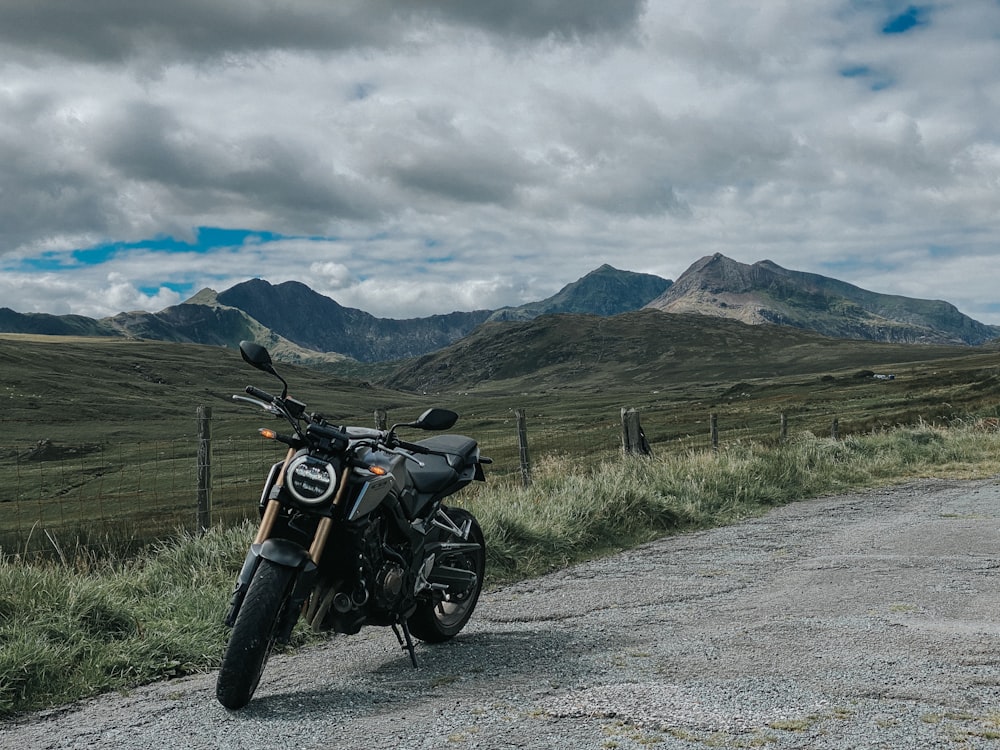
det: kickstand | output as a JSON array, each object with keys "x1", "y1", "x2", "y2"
[{"x1": 391, "y1": 622, "x2": 419, "y2": 668}]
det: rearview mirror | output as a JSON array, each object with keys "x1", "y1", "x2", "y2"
[
  {"x1": 239, "y1": 341, "x2": 276, "y2": 374},
  {"x1": 413, "y1": 408, "x2": 458, "y2": 431}
]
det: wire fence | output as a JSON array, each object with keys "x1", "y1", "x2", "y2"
[{"x1": 0, "y1": 405, "x2": 855, "y2": 558}]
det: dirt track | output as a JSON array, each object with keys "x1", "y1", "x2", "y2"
[{"x1": 2, "y1": 477, "x2": 999, "y2": 749}]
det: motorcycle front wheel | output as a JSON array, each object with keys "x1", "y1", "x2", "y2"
[
  {"x1": 216, "y1": 558, "x2": 296, "y2": 710},
  {"x1": 408, "y1": 507, "x2": 486, "y2": 643}
]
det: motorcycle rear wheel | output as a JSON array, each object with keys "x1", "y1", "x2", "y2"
[
  {"x1": 408, "y1": 507, "x2": 485, "y2": 643},
  {"x1": 216, "y1": 558, "x2": 296, "y2": 710}
]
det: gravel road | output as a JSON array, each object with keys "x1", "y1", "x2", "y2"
[{"x1": 3, "y1": 477, "x2": 999, "y2": 749}]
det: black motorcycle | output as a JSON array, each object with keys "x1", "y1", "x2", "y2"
[{"x1": 216, "y1": 341, "x2": 488, "y2": 710}]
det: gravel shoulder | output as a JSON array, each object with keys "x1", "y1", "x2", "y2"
[{"x1": 3, "y1": 477, "x2": 999, "y2": 749}]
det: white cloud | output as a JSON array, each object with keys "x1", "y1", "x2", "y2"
[{"x1": 0, "y1": 1, "x2": 998, "y2": 324}]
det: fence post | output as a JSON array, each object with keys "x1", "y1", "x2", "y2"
[
  {"x1": 831, "y1": 418, "x2": 840, "y2": 440},
  {"x1": 197, "y1": 406, "x2": 212, "y2": 532},
  {"x1": 621, "y1": 408, "x2": 652, "y2": 456},
  {"x1": 780, "y1": 413, "x2": 788, "y2": 442},
  {"x1": 515, "y1": 409, "x2": 532, "y2": 487},
  {"x1": 374, "y1": 409, "x2": 388, "y2": 430},
  {"x1": 710, "y1": 413, "x2": 719, "y2": 451}
]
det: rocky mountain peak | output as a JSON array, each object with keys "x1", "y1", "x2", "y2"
[{"x1": 646, "y1": 254, "x2": 999, "y2": 345}]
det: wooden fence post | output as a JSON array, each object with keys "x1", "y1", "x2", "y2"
[
  {"x1": 831, "y1": 418, "x2": 840, "y2": 440},
  {"x1": 515, "y1": 409, "x2": 532, "y2": 487},
  {"x1": 374, "y1": 409, "x2": 388, "y2": 430},
  {"x1": 621, "y1": 408, "x2": 652, "y2": 456},
  {"x1": 197, "y1": 406, "x2": 212, "y2": 532},
  {"x1": 710, "y1": 413, "x2": 719, "y2": 451},
  {"x1": 780, "y1": 412, "x2": 788, "y2": 442}
]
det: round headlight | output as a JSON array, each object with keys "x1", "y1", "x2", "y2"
[{"x1": 286, "y1": 454, "x2": 338, "y2": 504}]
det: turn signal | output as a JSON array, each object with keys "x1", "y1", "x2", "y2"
[
  {"x1": 368, "y1": 465, "x2": 387, "y2": 476},
  {"x1": 259, "y1": 428, "x2": 277, "y2": 440}
]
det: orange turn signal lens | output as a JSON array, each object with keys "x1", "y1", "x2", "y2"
[
  {"x1": 259, "y1": 428, "x2": 277, "y2": 440},
  {"x1": 368, "y1": 465, "x2": 387, "y2": 476}
]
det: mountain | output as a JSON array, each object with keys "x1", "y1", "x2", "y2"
[
  {"x1": 102, "y1": 280, "x2": 493, "y2": 363},
  {"x1": 0, "y1": 308, "x2": 119, "y2": 338},
  {"x1": 486, "y1": 264, "x2": 671, "y2": 321},
  {"x1": 104, "y1": 298, "x2": 347, "y2": 366},
  {"x1": 646, "y1": 254, "x2": 1000, "y2": 346},
  {"x1": 210, "y1": 279, "x2": 493, "y2": 362},
  {"x1": 2, "y1": 260, "x2": 996, "y2": 369},
  {"x1": 45, "y1": 265, "x2": 670, "y2": 363},
  {"x1": 384, "y1": 308, "x2": 974, "y2": 392}
]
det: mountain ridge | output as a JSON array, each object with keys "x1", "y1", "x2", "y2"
[
  {"x1": 1, "y1": 257, "x2": 996, "y2": 368},
  {"x1": 487, "y1": 264, "x2": 671, "y2": 321},
  {"x1": 383, "y1": 308, "x2": 979, "y2": 392},
  {"x1": 0, "y1": 265, "x2": 671, "y2": 363},
  {"x1": 646, "y1": 253, "x2": 999, "y2": 345}
]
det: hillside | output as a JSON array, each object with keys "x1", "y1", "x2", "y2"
[
  {"x1": 0, "y1": 308, "x2": 118, "y2": 338},
  {"x1": 487, "y1": 264, "x2": 670, "y2": 321},
  {"x1": 2, "y1": 259, "x2": 997, "y2": 369},
  {"x1": 212, "y1": 279, "x2": 493, "y2": 362},
  {"x1": 647, "y1": 254, "x2": 1000, "y2": 345},
  {"x1": 1, "y1": 266, "x2": 667, "y2": 364},
  {"x1": 0, "y1": 335, "x2": 426, "y2": 447},
  {"x1": 384, "y1": 308, "x2": 977, "y2": 392}
]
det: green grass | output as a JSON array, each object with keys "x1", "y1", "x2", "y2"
[
  {"x1": 3, "y1": 332, "x2": 1000, "y2": 716},
  {"x1": 0, "y1": 526, "x2": 245, "y2": 715},
  {"x1": 472, "y1": 422, "x2": 1000, "y2": 581},
  {"x1": 4, "y1": 421, "x2": 1000, "y2": 718}
]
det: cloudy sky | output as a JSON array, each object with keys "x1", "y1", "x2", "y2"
[{"x1": 2, "y1": 1, "x2": 999, "y2": 323}]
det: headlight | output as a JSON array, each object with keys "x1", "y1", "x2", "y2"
[{"x1": 286, "y1": 454, "x2": 338, "y2": 505}]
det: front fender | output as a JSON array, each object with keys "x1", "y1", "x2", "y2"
[
  {"x1": 224, "y1": 538, "x2": 314, "y2": 628},
  {"x1": 258, "y1": 537, "x2": 311, "y2": 569}
]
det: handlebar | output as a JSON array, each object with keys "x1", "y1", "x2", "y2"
[
  {"x1": 233, "y1": 388, "x2": 489, "y2": 468},
  {"x1": 245, "y1": 385, "x2": 275, "y2": 403},
  {"x1": 395, "y1": 438, "x2": 431, "y2": 455}
]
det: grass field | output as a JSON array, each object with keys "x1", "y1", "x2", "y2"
[
  {"x1": 3, "y1": 333, "x2": 1000, "y2": 555},
  {"x1": 2, "y1": 330, "x2": 1000, "y2": 716},
  {"x1": 2, "y1": 419, "x2": 1000, "y2": 718}
]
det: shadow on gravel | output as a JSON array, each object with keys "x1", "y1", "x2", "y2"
[{"x1": 238, "y1": 629, "x2": 591, "y2": 720}]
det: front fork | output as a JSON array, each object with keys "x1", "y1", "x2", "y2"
[{"x1": 224, "y1": 448, "x2": 344, "y2": 638}]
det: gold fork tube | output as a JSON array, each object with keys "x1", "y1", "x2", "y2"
[
  {"x1": 308, "y1": 517, "x2": 333, "y2": 565},
  {"x1": 308, "y1": 467, "x2": 352, "y2": 564},
  {"x1": 253, "y1": 447, "x2": 295, "y2": 544}
]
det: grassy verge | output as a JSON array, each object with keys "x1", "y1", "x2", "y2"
[{"x1": 2, "y1": 422, "x2": 999, "y2": 718}]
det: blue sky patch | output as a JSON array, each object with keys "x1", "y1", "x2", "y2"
[
  {"x1": 139, "y1": 282, "x2": 194, "y2": 297},
  {"x1": 882, "y1": 5, "x2": 929, "y2": 34},
  {"x1": 839, "y1": 64, "x2": 894, "y2": 91}
]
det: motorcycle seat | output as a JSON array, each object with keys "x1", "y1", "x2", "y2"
[
  {"x1": 407, "y1": 435, "x2": 478, "y2": 494},
  {"x1": 415, "y1": 435, "x2": 479, "y2": 469}
]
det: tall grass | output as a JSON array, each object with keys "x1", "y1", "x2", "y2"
[
  {"x1": 469, "y1": 423, "x2": 1000, "y2": 581},
  {"x1": 3, "y1": 422, "x2": 999, "y2": 717}
]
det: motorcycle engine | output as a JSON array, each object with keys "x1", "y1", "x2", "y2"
[
  {"x1": 374, "y1": 562, "x2": 406, "y2": 611},
  {"x1": 312, "y1": 508, "x2": 415, "y2": 631}
]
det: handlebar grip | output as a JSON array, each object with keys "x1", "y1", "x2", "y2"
[
  {"x1": 246, "y1": 385, "x2": 275, "y2": 403},
  {"x1": 396, "y1": 438, "x2": 430, "y2": 455}
]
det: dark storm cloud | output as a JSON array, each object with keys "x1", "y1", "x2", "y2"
[
  {"x1": 95, "y1": 101, "x2": 381, "y2": 226},
  {"x1": 384, "y1": 141, "x2": 534, "y2": 206},
  {"x1": 0, "y1": 89, "x2": 117, "y2": 248},
  {"x1": 0, "y1": 1, "x2": 386, "y2": 65},
  {"x1": 407, "y1": 0, "x2": 647, "y2": 39},
  {"x1": 0, "y1": 0, "x2": 646, "y2": 66}
]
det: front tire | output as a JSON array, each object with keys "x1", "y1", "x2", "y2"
[
  {"x1": 408, "y1": 508, "x2": 485, "y2": 643},
  {"x1": 216, "y1": 559, "x2": 296, "y2": 710}
]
